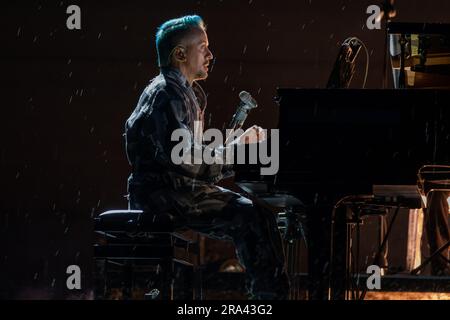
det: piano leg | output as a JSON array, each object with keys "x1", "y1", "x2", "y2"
[
  {"x1": 330, "y1": 205, "x2": 348, "y2": 300},
  {"x1": 307, "y1": 204, "x2": 333, "y2": 300}
]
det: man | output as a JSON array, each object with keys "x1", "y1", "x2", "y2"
[{"x1": 124, "y1": 15, "x2": 290, "y2": 299}]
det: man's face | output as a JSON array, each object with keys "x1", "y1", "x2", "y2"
[{"x1": 182, "y1": 28, "x2": 213, "y2": 82}]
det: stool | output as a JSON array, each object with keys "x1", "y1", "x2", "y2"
[{"x1": 93, "y1": 210, "x2": 202, "y2": 300}]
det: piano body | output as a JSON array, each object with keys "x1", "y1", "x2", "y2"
[{"x1": 235, "y1": 88, "x2": 450, "y2": 299}]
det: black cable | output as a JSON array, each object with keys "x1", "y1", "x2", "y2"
[{"x1": 332, "y1": 195, "x2": 373, "y2": 300}]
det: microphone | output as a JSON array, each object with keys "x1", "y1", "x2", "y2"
[{"x1": 229, "y1": 91, "x2": 258, "y2": 130}]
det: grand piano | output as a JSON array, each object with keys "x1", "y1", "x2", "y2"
[{"x1": 233, "y1": 21, "x2": 450, "y2": 299}]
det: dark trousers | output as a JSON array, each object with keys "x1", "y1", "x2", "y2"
[
  {"x1": 425, "y1": 191, "x2": 450, "y2": 275},
  {"x1": 128, "y1": 180, "x2": 290, "y2": 299}
]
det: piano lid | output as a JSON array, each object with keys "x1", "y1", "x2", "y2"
[{"x1": 266, "y1": 88, "x2": 450, "y2": 201}]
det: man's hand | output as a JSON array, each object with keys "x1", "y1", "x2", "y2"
[{"x1": 237, "y1": 125, "x2": 266, "y2": 144}]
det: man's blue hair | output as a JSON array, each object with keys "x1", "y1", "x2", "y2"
[{"x1": 155, "y1": 15, "x2": 205, "y2": 68}]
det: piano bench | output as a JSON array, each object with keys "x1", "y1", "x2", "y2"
[{"x1": 93, "y1": 210, "x2": 202, "y2": 300}]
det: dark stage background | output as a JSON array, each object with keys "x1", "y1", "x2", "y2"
[{"x1": 1, "y1": 0, "x2": 449, "y2": 299}]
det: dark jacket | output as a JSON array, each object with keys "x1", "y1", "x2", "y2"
[{"x1": 125, "y1": 67, "x2": 224, "y2": 188}]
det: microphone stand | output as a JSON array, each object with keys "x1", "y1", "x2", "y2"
[{"x1": 224, "y1": 125, "x2": 241, "y2": 146}]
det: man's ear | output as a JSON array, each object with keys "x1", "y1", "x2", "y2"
[{"x1": 173, "y1": 46, "x2": 187, "y2": 63}]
